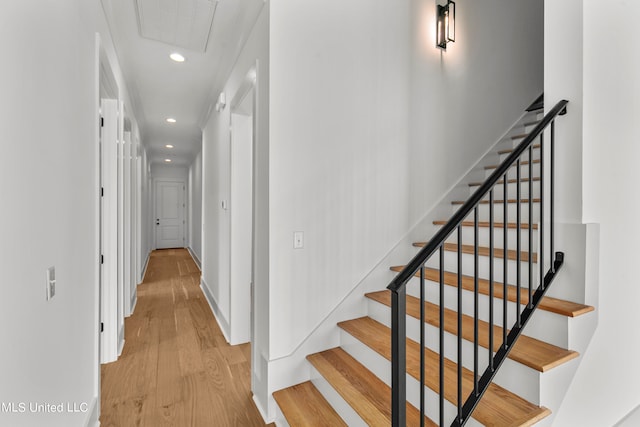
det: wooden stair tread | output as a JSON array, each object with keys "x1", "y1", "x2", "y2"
[
  {"x1": 434, "y1": 220, "x2": 538, "y2": 230},
  {"x1": 412, "y1": 242, "x2": 537, "y2": 263},
  {"x1": 389, "y1": 265, "x2": 594, "y2": 318},
  {"x1": 274, "y1": 381, "x2": 347, "y2": 427},
  {"x1": 485, "y1": 159, "x2": 540, "y2": 170},
  {"x1": 338, "y1": 317, "x2": 551, "y2": 427},
  {"x1": 452, "y1": 198, "x2": 540, "y2": 205},
  {"x1": 366, "y1": 290, "x2": 578, "y2": 372},
  {"x1": 469, "y1": 177, "x2": 541, "y2": 187},
  {"x1": 307, "y1": 348, "x2": 436, "y2": 427},
  {"x1": 523, "y1": 120, "x2": 541, "y2": 127}
]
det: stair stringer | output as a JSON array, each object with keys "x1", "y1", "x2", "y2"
[{"x1": 530, "y1": 222, "x2": 600, "y2": 426}]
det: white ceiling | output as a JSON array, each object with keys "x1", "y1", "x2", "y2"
[{"x1": 100, "y1": 0, "x2": 265, "y2": 168}]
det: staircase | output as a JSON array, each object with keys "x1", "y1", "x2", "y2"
[{"x1": 273, "y1": 99, "x2": 594, "y2": 426}]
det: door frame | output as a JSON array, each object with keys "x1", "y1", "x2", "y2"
[
  {"x1": 228, "y1": 64, "x2": 258, "y2": 377},
  {"x1": 153, "y1": 178, "x2": 186, "y2": 249}
]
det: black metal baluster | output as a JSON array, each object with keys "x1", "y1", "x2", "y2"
[
  {"x1": 528, "y1": 146, "x2": 533, "y2": 308},
  {"x1": 420, "y1": 265, "x2": 425, "y2": 427},
  {"x1": 539, "y1": 133, "x2": 545, "y2": 290},
  {"x1": 516, "y1": 158, "x2": 522, "y2": 328},
  {"x1": 550, "y1": 120, "x2": 556, "y2": 272},
  {"x1": 474, "y1": 207, "x2": 479, "y2": 395},
  {"x1": 391, "y1": 287, "x2": 406, "y2": 426},
  {"x1": 385, "y1": 100, "x2": 569, "y2": 427},
  {"x1": 489, "y1": 189, "x2": 495, "y2": 371},
  {"x1": 503, "y1": 174, "x2": 508, "y2": 348},
  {"x1": 457, "y1": 226, "x2": 463, "y2": 423},
  {"x1": 439, "y1": 246, "x2": 445, "y2": 426}
]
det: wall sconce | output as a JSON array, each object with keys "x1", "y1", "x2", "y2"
[{"x1": 437, "y1": 0, "x2": 455, "y2": 50}]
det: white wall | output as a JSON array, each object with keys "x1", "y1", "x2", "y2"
[
  {"x1": 269, "y1": 0, "x2": 411, "y2": 360},
  {"x1": 0, "y1": 1, "x2": 100, "y2": 426},
  {"x1": 188, "y1": 150, "x2": 203, "y2": 266},
  {"x1": 150, "y1": 164, "x2": 189, "y2": 181},
  {"x1": 550, "y1": 0, "x2": 640, "y2": 425},
  {"x1": 409, "y1": 0, "x2": 544, "y2": 223},
  {"x1": 266, "y1": 0, "x2": 543, "y2": 360},
  {"x1": 201, "y1": 1, "x2": 270, "y2": 413}
]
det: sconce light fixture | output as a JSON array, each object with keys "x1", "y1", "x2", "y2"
[{"x1": 437, "y1": 0, "x2": 455, "y2": 50}]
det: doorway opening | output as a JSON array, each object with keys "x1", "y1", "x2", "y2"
[{"x1": 228, "y1": 68, "x2": 257, "y2": 370}]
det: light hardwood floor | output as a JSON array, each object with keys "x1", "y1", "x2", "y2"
[{"x1": 100, "y1": 249, "x2": 272, "y2": 427}]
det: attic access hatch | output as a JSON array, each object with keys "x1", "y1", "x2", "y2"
[{"x1": 135, "y1": 0, "x2": 218, "y2": 52}]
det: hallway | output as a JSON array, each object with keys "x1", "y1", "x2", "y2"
[{"x1": 100, "y1": 249, "x2": 270, "y2": 427}]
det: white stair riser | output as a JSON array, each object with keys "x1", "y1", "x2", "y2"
[
  {"x1": 273, "y1": 405, "x2": 291, "y2": 427},
  {"x1": 309, "y1": 365, "x2": 368, "y2": 427},
  {"x1": 486, "y1": 163, "x2": 541, "y2": 180},
  {"x1": 453, "y1": 226, "x2": 538, "y2": 250},
  {"x1": 339, "y1": 331, "x2": 483, "y2": 427},
  {"x1": 423, "y1": 251, "x2": 539, "y2": 284},
  {"x1": 359, "y1": 306, "x2": 543, "y2": 406},
  {"x1": 454, "y1": 202, "x2": 541, "y2": 223},
  {"x1": 405, "y1": 277, "x2": 533, "y2": 325},
  {"x1": 402, "y1": 277, "x2": 571, "y2": 348},
  {"x1": 498, "y1": 148, "x2": 541, "y2": 164},
  {"x1": 469, "y1": 180, "x2": 541, "y2": 200}
]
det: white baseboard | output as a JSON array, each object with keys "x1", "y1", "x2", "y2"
[
  {"x1": 139, "y1": 251, "x2": 151, "y2": 283},
  {"x1": 253, "y1": 394, "x2": 275, "y2": 424},
  {"x1": 118, "y1": 326, "x2": 125, "y2": 357},
  {"x1": 187, "y1": 247, "x2": 201, "y2": 270},
  {"x1": 130, "y1": 291, "x2": 137, "y2": 315},
  {"x1": 200, "y1": 278, "x2": 231, "y2": 343},
  {"x1": 84, "y1": 396, "x2": 99, "y2": 427}
]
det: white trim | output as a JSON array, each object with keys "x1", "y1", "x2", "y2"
[
  {"x1": 139, "y1": 251, "x2": 150, "y2": 283},
  {"x1": 200, "y1": 278, "x2": 230, "y2": 342},
  {"x1": 253, "y1": 393, "x2": 275, "y2": 424},
  {"x1": 129, "y1": 292, "x2": 137, "y2": 315},
  {"x1": 93, "y1": 32, "x2": 102, "y2": 408},
  {"x1": 118, "y1": 325, "x2": 125, "y2": 356},
  {"x1": 83, "y1": 396, "x2": 99, "y2": 427},
  {"x1": 615, "y1": 404, "x2": 640, "y2": 427},
  {"x1": 187, "y1": 246, "x2": 201, "y2": 270}
]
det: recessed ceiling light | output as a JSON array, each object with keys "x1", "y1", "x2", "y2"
[
  {"x1": 166, "y1": 118, "x2": 176, "y2": 123},
  {"x1": 165, "y1": 144, "x2": 174, "y2": 148},
  {"x1": 169, "y1": 53, "x2": 185, "y2": 63},
  {"x1": 164, "y1": 159, "x2": 172, "y2": 163}
]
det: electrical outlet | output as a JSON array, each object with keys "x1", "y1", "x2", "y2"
[
  {"x1": 46, "y1": 266, "x2": 56, "y2": 301},
  {"x1": 294, "y1": 231, "x2": 304, "y2": 249}
]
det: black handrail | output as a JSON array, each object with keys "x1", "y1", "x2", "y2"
[
  {"x1": 388, "y1": 99, "x2": 569, "y2": 426},
  {"x1": 388, "y1": 99, "x2": 567, "y2": 294}
]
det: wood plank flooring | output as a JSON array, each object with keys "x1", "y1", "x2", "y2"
[{"x1": 100, "y1": 249, "x2": 272, "y2": 427}]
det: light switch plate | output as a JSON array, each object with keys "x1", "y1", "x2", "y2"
[
  {"x1": 46, "y1": 266, "x2": 56, "y2": 301},
  {"x1": 294, "y1": 231, "x2": 304, "y2": 249}
]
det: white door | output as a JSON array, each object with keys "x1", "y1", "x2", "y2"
[
  {"x1": 155, "y1": 181, "x2": 185, "y2": 249},
  {"x1": 100, "y1": 98, "x2": 120, "y2": 364}
]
